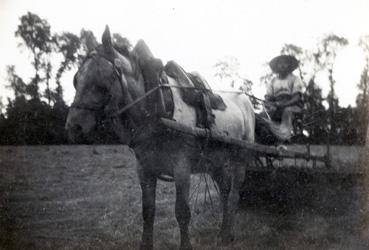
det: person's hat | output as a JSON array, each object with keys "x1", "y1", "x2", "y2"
[{"x1": 269, "y1": 55, "x2": 299, "y2": 74}]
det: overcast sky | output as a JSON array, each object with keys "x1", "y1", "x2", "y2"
[{"x1": 0, "y1": 0, "x2": 368, "y2": 106}]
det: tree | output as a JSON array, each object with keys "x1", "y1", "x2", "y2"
[
  {"x1": 0, "y1": 97, "x2": 4, "y2": 115},
  {"x1": 15, "y1": 12, "x2": 55, "y2": 100},
  {"x1": 259, "y1": 62, "x2": 274, "y2": 94},
  {"x1": 349, "y1": 35, "x2": 369, "y2": 144},
  {"x1": 6, "y1": 65, "x2": 26, "y2": 98},
  {"x1": 355, "y1": 35, "x2": 369, "y2": 144},
  {"x1": 214, "y1": 56, "x2": 242, "y2": 89},
  {"x1": 214, "y1": 56, "x2": 253, "y2": 92},
  {"x1": 113, "y1": 33, "x2": 131, "y2": 56},
  {"x1": 280, "y1": 43, "x2": 309, "y2": 83},
  {"x1": 78, "y1": 29, "x2": 98, "y2": 65},
  {"x1": 314, "y1": 34, "x2": 348, "y2": 140},
  {"x1": 55, "y1": 32, "x2": 81, "y2": 84},
  {"x1": 54, "y1": 32, "x2": 81, "y2": 105},
  {"x1": 303, "y1": 77, "x2": 327, "y2": 144},
  {"x1": 357, "y1": 35, "x2": 369, "y2": 141},
  {"x1": 43, "y1": 61, "x2": 52, "y2": 104},
  {"x1": 338, "y1": 106, "x2": 358, "y2": 145},
  {"x1": 214, "y1": 57, "x2": 255, "y2": 107}
]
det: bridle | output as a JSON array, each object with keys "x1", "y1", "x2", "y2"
[
  {"x1": 70, "y1": 51, "x2": 126, "y2": 117},
  {"x1": 69, "y1": 51, "x2": 137, "y2": 140}
]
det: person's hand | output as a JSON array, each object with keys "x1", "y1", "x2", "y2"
[
  {"x1": 269, "y1": 105, "x2": 277, "y2": 112},
  {"x1": 265, "y1": 102, "x2": 277, "y2": 112},
  {"x1": 275, "y1": 101, "x2": 285, "y2": 108}
]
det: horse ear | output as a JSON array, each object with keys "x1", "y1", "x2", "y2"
[{"x1": 102, "y1": 25, "x2": 114, "y2": 54}]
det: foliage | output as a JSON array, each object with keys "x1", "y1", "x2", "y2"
[
  {"x1": 355, "y1": 36, "x2": 369, "y2": 144},
  {"x1": 0, "y1": 13, "x2": 367, "y2": 145},
  {"x1": 311, "y1": 35, "x2": 349, "y2": 143},
  {"x1": 301, "y1": 78, "x2": 327, "y2": 144},
  {"x1": 113, "y1": 33, "x2": 132, "y2": 56},
  {"x1": 0, "y1": 97, "x2": 67, "y2": 144},
  {"x1": 0, "y1": 12, "x2": 72, "y2": 144},
  {"x1": 15, "y1": 12, "x2": 56, "y2": 100},
  {"x1": 214, "y1": 56, "x2": 246, "y2": 89},
  {"x1": 214, "y1": 57, "x2": 256, "y2": 107},
  {"x1": 78, "y1": 28, "x2": 98, "y2": 65},
  {"x1": 55, "y1": 32, "x2": 81, "y2": 86},
  {"x1": 280, "y1": 43, "x2": 308, "y2": 83},
  {"x1": 6, "y1": 65, "x2": 26, "y2": 97}
]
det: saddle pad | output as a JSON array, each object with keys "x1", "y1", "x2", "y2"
[{"x1": 164, "y1": 61, "x2": 226, "y2": 111}]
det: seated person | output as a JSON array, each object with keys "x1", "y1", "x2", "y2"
[
  {"x1": 256, "y1": 55, "x2": 304, "y2": 145},
  {"x1": 265, "y1": 55, "x2": 303, "y2": 122}
]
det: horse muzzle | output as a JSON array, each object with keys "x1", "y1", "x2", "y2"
[{"x1": 65, "y1": 109, "x2": 97, "y2": 144}]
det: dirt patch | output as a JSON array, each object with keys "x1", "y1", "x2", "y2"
[{"x1": 0, "y1": 145, "x2": 367, "y2": 250}]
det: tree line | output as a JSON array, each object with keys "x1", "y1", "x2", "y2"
[
  {"x1": 214, "y1": 36, "x2": 369, "y2": 145},
  {"x1": 0, "y1": 12, "x2": 368, "y2": 145}
]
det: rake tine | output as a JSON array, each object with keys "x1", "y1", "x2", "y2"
[
  {"x1": 202, "y1": 173, "x2": 208, "y2": 205},
  {"x1": 190, "y1": 175, "x2": 201, "y2": 201},
  {"x1": 211, "y1": 176, "x2": 220, "y2": 195},
  {"x1": 194, "y1": 175, "x2": 202, "y2": 213},
  {"x1": 204, "y1": 174, "x2": 214, "y2": 209}
]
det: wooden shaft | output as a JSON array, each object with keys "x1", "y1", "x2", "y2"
[{"x1": 160, "y1": 118, "x2": 327, "y2": 162}]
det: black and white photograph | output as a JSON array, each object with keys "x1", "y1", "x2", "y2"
[{"x1": 0, "y1": 0, "x2": 368, "y2": 249}]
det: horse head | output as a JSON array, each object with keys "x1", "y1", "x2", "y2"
[{"x1": 65, "y1": 26, "x2": 146, "y2": 144}]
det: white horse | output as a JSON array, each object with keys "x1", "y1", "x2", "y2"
[{"x1": 66, "y1": 26, "x2": 255, "y2": 250}]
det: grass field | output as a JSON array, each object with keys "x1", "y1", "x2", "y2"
[{"x1": 0, "y1": 145, "x2": 368, "y2": 250}]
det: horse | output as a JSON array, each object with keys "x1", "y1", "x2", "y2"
[{"x1": 66, "y1": 26, "x2": 255, "y2": 250}]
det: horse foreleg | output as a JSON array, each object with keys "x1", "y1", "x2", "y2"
[
  {"x1": 139, "y1": 173, "x2": 157, "y2": 250},
  {"x1": 174, "y1": 166, "x2": 192, "y2": 250}
]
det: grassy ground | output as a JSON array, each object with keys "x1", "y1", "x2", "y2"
[{"x1": 0, "y1": 145, "x2": 367, "y2": 250}]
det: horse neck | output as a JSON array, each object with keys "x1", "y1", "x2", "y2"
[{"x1": 119, "y1": 54, "x2": 155, "y2": 126}]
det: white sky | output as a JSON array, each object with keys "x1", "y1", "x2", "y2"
[{"x1": 0, "y1": 0, "x2": 368, "y2": 107}]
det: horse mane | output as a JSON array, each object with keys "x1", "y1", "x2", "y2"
[{"x1": 127, "y1": 49, "x2": 142, "y2": 80}]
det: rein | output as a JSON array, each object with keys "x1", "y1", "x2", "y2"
[
  {"x1": 109, "y1": 84, "x2": 268, "y2": 117},
  {"x1": 73, "y1": 50, "x2": 267, "y2": 119}
]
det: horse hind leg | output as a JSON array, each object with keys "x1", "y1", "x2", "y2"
[
  {"x1": 212, "y1": 168, "x2": 234, "y2": 244},
  {"x1": 139, "y1": 173, "x2": 157, "y2": 250},
  {"x1": 174, "y1": 164, "x2": 192, "y2": 250},
  {"x1": 213, "y1": 162, "x2": 244, "y2": 245}
]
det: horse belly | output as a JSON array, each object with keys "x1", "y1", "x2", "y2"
[
  {"x1": 212, "y1": 102, "x2": 245, "y2": 139},
  {"x1": 213, "y1": 93, "x2": 254, "y2": 141}
]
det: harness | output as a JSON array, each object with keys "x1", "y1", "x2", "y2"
[
  {"x1": 70, "y1": 52, "x2": 128, "y2": 131},
  {"x1": 72, "y1": 50, "x2": 269, "y2": 120},
  {"x1": 110, "y1": 85, "x2": 269, "y2": 118}
]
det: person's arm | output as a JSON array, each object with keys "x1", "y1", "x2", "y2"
[
  {"x1": 275, "y1": 74, "x2": 303, "y2": 107},
  {"x1": 264, "y1": 77, "x2": 275, "y2": 103},
  {"x1": 275, "y1": 93, "x2": 301, "y2": 108}
]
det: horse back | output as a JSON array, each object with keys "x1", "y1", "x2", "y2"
[{"x1": 166, "y1": 76, "x2": 255, "y2": 142}]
